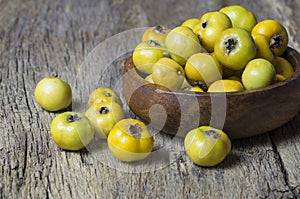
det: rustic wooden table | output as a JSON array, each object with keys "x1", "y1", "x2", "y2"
[{"x1": 1, "y1": 0, "x2": 300, "y2": 198}]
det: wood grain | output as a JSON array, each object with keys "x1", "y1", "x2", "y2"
[{"x1": 0, "y1": 0, "x2": 300, "y2": 198}]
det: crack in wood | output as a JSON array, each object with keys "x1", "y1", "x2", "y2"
[
  {"x1": 1, "y1": 0, "x2": 300, "y2": 198},
  {"x1": 268, "y1": 132, "x2": 297, "y2": 198}
]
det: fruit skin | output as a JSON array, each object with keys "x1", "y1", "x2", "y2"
[
  {"x1": 251, "y1": 19, "x2": 288, "y2": 56},
  {"x1": 132, "y1": 40, "x2": 168, "y2": 74},
  {"x1": 181, "y1": 18, "x2": 200, "y2": 30},
  {"x1": 220, "y1": 5, "x2": 257, "y2": 32},
  {"x1": 184, "y1": 126, "x2": 231, "y2": 167},
  {"x1": 185, "y1": 53, "x2": 223, "y2": 84},
  {"x1": 50, "y1": 112, "x2": 94, "y2": 151},
  {"x1": 85, "y1": 101, "x2": 124, "y2": 139},
  {"x1": 212, "y1": 51, "x2": 243, "y2": 78},
  {"x1": 107, "y1": 118, "x2": 154, "y2": 162},
  {"x1": 142, "y1": 25, "x2": 170, "y2": 43},
  {"x1": 88, "y1": 87, "x2": 122, "y2": 107},
  {"x1": 222, "y1": 65, "x2": 243, "y2": 79},
  {"x1": 242, "y1": 58, "x2": 276, "y2": 90},
  {"x1": 207, "y1": 79, "x2": 244, "y2": 92},
  {"x1": 276, "y1": 74, "x2": 286, "y2": 82},
  {"x1": 189, "y1": 87, "x2": 204, "y2": 92},
  {"x1": 214, "y1": 27, "x2": 257, "y2": 70},
  {"x1": 152, "y1": 57, "x2": 185, "y2": 89},
  {"x1": 252, "y1": 34, "x2": 276, "y2": 65},
  {"x1": 274, "y1": 57, "x2": 294, "y2": 78},
  {"x1": 165, "y1": 26, "x2": 202, "y2": 65},
  {"x1": 228, "y1": 76, "x2": 241, "y2": 82},
  {"x1": 34, "y1": 77, "x2": 72, "y2": 112},
  {"x1": 145, "y1": 74, "x2": 154, "y2": 83},
  {"x1": 193, "y1": 11, "x2": 232, "y2": 52},
  {"x1": 180, "y1": 77, "x2": 192, "y2": 90}
]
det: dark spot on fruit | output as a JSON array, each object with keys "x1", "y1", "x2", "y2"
[
  {"x1": 148, "y1": 40, "x2": 162, "y2": 47},
  {"x1": 204, "y1": 129, "x2": 221, "y2": 139},
  {"x1": 128, "y1": 123, "x2": 142, "y2": 139},
  {"x1": 66, "y1": 114, "x2": 81, "y2": 123},
  {"x1": 154, "y1": 25, "x2": 167, "y2": 34},
  {"x1": 224, "y1": 38, "x2": 237, "y2": 55},
  {"x1": 202, "y1": 21, "x2": 208, "y2": 29},
  {"x1": 99, "y1": 106, "x2": 109, "y2": 114},
  {"x1": 270, "y1": 34, "x2": 283, "y2": 49},
  {"x1": 105, "y1": 92, "x2": 112, "y2": 97}
]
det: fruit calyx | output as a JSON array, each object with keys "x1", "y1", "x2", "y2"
[
  {"x1": 177, "y1": 70, "x2": 183, "y2": 76},
  {"x1": 147, "y1": 40, "x2": 162, "y2": 47},
  {"x1": 204, "y1": 129, "x2": 221, "y2": 139},
  {"x1": 195, "y1": 80, "x2": 208, "y2": 91},
  {"x1": 99, "y1": 106, "x2": 109, "y2": 114},
  {"x1": 201, "y1": 21, "x2": 208, "y2": 29},
  {"x1": 66, "y1": 114, "x2": 81, "y2": 123},
  {"x1": 104, "y1": 92, "x2": 112, "y2": 97},
  {"x1": 224, "y1": 38, "x2": 237, "y2": 55},
  {"x1": 154, "y1": 25, "x2": 167, "y2": 34},
  {"x1": 128, "y1": 123, "x2": 142, "y2": 139},
  {"x1": 270, "y1": 34, "x2": 283, "y2": 49}
]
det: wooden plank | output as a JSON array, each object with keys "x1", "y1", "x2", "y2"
[{"x1": 0, "y1": 0, "x2": 299, "y2": 198}]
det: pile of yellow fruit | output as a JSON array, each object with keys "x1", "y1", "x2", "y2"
[
  {"x1": 132, "y1": 5, "x2": 294, "y2": 92},
  {"x1": 34, "y1": 5, "x2": 296, "y2": 167},
  {"x1": 34, "y1": 78, "x2": 231, "y2": 166},
  {"x1": 35, "y1": 80, "x2": 154, "y2": 162}
]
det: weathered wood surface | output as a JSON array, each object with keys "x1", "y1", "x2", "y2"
[{"x1": 1, "y1": 0, "x2": 300, "y2": 198}]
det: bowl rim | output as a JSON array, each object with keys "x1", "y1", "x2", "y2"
[{"x1": 124, "y1": 47, "x2": 300, "y2": 97}]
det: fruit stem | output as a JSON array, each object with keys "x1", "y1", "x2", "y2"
[
  {"x1": 128, "y1": 123, "x2": 142, "y2": 139},
  {"x1": 204, "y1": 129, "x2": 221, "y2": 140},
  {"x1": 224, "y1": 38, "x2": 237, "y2": 55},
  {"x1": 66, "y1": 114, "x2": 81, "y2": 123}
]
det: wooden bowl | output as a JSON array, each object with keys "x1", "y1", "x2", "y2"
[{"x1": 122, "y1": 47, "x2": 300, "y2": 139}]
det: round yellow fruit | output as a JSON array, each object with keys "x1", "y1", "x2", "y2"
[{"x1": 34, "y1": 77, "x2": 72, "y2": 111}]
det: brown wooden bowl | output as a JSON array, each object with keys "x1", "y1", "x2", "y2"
[{"x1": 122, "y1": 47, "x2": 300, "y2": 139}]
